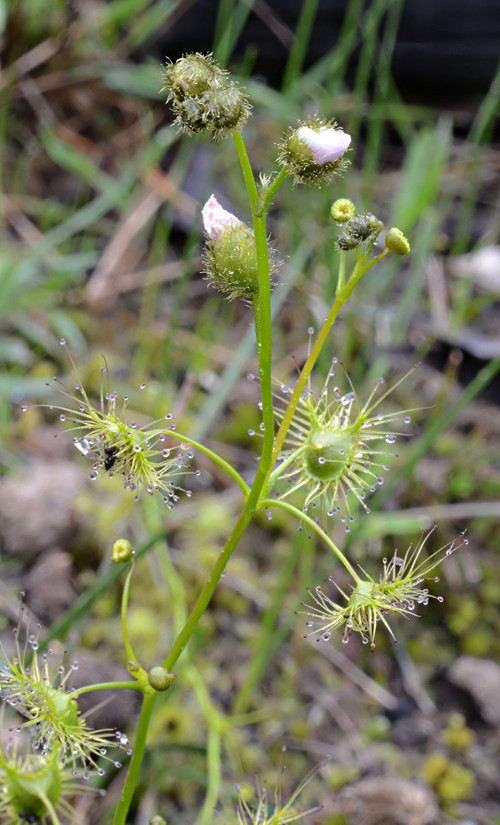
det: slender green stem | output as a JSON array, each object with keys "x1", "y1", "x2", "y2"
[
  {"x1": 233, "y1": 129, "x2": 275, "y2": 471},
  {"x1": 231, "y1": 130, "x2": 258, "y2": 209},
  {"x1": 120, "y1": 564, "x2": 139, "y2": 669},
  {"x1": 168, "y1": 429, "x2": 250, "y2": 495},
  {"x1": 162, "y1": 469, "x2": 264, "y2": 674},
  {"x1": 338, "y1": 248, "x2": 389, "y2": 301},
  {"x1": 260, "y1": 498, "x2": 361, "y2": 582},
  {"x1": 72, "y1": 681, "x2": 146, "y2": 697},
  {"x1": 114, "y1": 131, "x2": 276, "y2": 825},
  {"x1": 336, "y1": 250, "x2": 346, "y2": 294},
  {"x1": 252, "y1": 214, "x2": 274, "y2": 465},
  {"x1": 113, "y1": 692, "x2": 156, "y2": 825}
]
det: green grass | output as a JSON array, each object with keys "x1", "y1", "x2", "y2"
[{"x1": 2, "y1": 1, "x2": 500, "y2": 823}]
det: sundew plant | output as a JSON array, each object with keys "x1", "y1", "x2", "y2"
[{"x1": 6, "y1": 53, "x2": 468, "y2": 824}]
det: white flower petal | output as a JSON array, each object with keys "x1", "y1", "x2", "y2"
[
  {"x1": 201, "y1": 194, "x2": 242, "y2": 240},
  {"x1": 297, "y1": 126, "x2": 351, "y2": 165}
]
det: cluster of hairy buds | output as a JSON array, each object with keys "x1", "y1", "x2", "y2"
[
  {"x1": 201, "y1": 194, "x2": 278, "y2": 302},
  {"x1": 331, "y1": 200, "x2": 410, "y2": 256},
  {"x1": 278, "y1": 117, "x2": 351, "y2": 185},
  {"x1": 337, "y1": 212, "x2": 384, "y2": 251},
  {"x1": 161, "y1": 53, "x2": 251, "y2": 139}
]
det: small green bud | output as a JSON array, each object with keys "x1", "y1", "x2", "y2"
[
  {"x1": 385, "y1": 227, "x2": 410, "y2": 255},
  {"x1": 150, "y1": 817, "x2": 167, "y2": 825},
  {"x1": 148, "y1": 667, "x2": 175, "y2": 692},
  {"x1": 111, "y1": 539, "x2": 134, "y2": 563},
  {"x1": 330, "y1": 198, "x2": 356, "y2": 222}
]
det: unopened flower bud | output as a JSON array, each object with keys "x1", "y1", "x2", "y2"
[
  {"x1": 111, "y1": 539, "x2": 134, "y2": 563},
  {"x1": 150, "y1": 817, "x2": 167, "y2": 825},
  {"x1": 279, "y1": 118, "x2": 351, "y2": 185},
  {"x1": 331, "y1": 199, "x2": 356, "y2": 222},
  {"x1": 385, "y1": 227, "x2": 410, "y2": 255},
  {"x1": 201, "y1": 195, "x2": 278, "y2": 301},
  {"x1": 337, "y1": 212, "x2": 383, "y2": 251},
  {"x1": 148, "y1": 667, "x2": 175, "y2": 692},
  {"x1": 162, "y1": 53, "x2": 217, "y2": 101}
]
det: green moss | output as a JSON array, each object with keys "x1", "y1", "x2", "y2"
[
  {"x1": 422, "y1": 752, "x2": 475, "y2": 805},
  {"x1": 441, "y1": 714, "x2": 475, "y2": 753}
]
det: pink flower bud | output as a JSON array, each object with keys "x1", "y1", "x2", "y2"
[
  {"x1": 296, "y1": 126, "x2": 351, "y2": 165},
  {"x1": 201, "y1": 195, "x2": 242, "y2": 240}
]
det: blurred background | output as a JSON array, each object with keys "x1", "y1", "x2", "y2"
[{"x1": 1, "y1": 1, "x2": 500, "y2": 823}]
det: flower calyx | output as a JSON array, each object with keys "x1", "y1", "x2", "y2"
[{"x1": 278, "y1": 117, "x2": 351, "y2": 186}]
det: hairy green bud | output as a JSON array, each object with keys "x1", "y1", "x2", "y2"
[
  {"x1": 203, "y1": 224, "x2": 259, "y2": 301},
  {"x1": 201, "y1": 194, "x2": 278, "y2": 302},
  {"x1": 385, "y1": 227, "x2": 410, "y2": 255},
  {"x1": 162, "y1": 53, "x2": 218, "y2": 101}
]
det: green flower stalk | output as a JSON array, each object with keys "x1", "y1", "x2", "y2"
[
  {"x1": 161, "y1": 53, "x2": 251, "y2": 139},
  {"x1": 22, "y1": 342, "x2": 194, "y2": 505},
  {"x1": 278, "y1": 117, "x2": 351, "y2": 185},
  {"x1": 298, "y1": 528, "x2": 467, "y2": 649},
  {"x1": 0, "y1": 623, "x2": 129, "y2": 772},
  {"x1": 268, "y1": 361, "x2": 418, "y2": 524}
]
